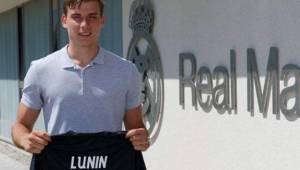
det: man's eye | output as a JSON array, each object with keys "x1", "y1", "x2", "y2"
[
  {"x1": 72, "y1": 16, "x2": 82, "y2": 21},
  {"x1": 88, "y1": 16, "x2": 98, "y2": 20}
]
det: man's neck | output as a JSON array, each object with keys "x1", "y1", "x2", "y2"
[{"x1": 67, "y1": 44, "x2": 99, "y2": 68}]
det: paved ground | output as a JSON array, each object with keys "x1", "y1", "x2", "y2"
[
  {"x1": 0, "y1": 152, "x2": 28, "y2": 169},
  {"x1": 0, "y1": 140, "x2": 30, "y2": 170}
]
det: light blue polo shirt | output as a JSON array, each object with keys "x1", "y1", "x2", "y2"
[{"x1": 21, "y1": 46, "x2": 141, "y2": 135}]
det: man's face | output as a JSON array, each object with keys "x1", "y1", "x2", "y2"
[{"x1": 61, "y1": 1, "x2": 104, "y2": 47}]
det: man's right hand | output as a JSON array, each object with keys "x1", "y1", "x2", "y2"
[
  {"x1": 12, "y1": 103, "x2": 51, "y2": 154},
  {"x1": 21, "y1": 131, "x2": 51, "y2": 154}
]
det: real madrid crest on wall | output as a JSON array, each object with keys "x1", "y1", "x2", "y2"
[{"x1": 127, "y1": 0, "x2": 164, "y2": 144}]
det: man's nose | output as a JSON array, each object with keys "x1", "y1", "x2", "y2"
[{"x1": 80, "y1": 18, "x2": 90, "y2": 27}]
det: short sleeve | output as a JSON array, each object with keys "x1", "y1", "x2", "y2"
[
  {"x1": 126, "y1": 64, "x2": 142, "y2": 110},
  {"x1": 21, "y1": 62, "x2": 43, "y2": 110}
]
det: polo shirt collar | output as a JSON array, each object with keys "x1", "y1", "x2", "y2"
[
  {"x1": 61, "y1": 45, "x2": 105, "y2": 69},
  {"x1": 91, "y1": 47, "x2": 105, "y2": 65}
]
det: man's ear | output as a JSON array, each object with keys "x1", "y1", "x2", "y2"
[
  {"x1": 61, "y1": 15, "x2": 67, "y2": 28},
  {"x1": 101, "y1": 15, "x2": 106, "y2": 25}
]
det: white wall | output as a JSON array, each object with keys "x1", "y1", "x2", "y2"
[
  {"x1": 123, "y1": 0, "x2": 300, "y2": 169},
  {"x1": 0, "y1": 0, "x2": 31, "y2": 13}
]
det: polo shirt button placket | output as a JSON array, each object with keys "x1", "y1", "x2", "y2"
[{"x1": 80, "y1": 70, "x2": 84, "y2": 95}]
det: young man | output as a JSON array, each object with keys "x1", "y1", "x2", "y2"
[{"x1": 12, "y1": 0, "x2": 149, "y2": 154}]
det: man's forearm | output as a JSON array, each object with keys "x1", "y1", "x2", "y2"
[{"x1": 11, "y1": 123, "x2": 31, "y2": 149}]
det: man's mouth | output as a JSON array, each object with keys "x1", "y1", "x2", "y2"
[{"x1": 78, "y1": 32, "x2": 92, "y2": 37}]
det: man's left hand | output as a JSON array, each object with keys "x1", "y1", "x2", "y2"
[{"x1": 126, "y1": 128, "x2": 150, "y2": 151}]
